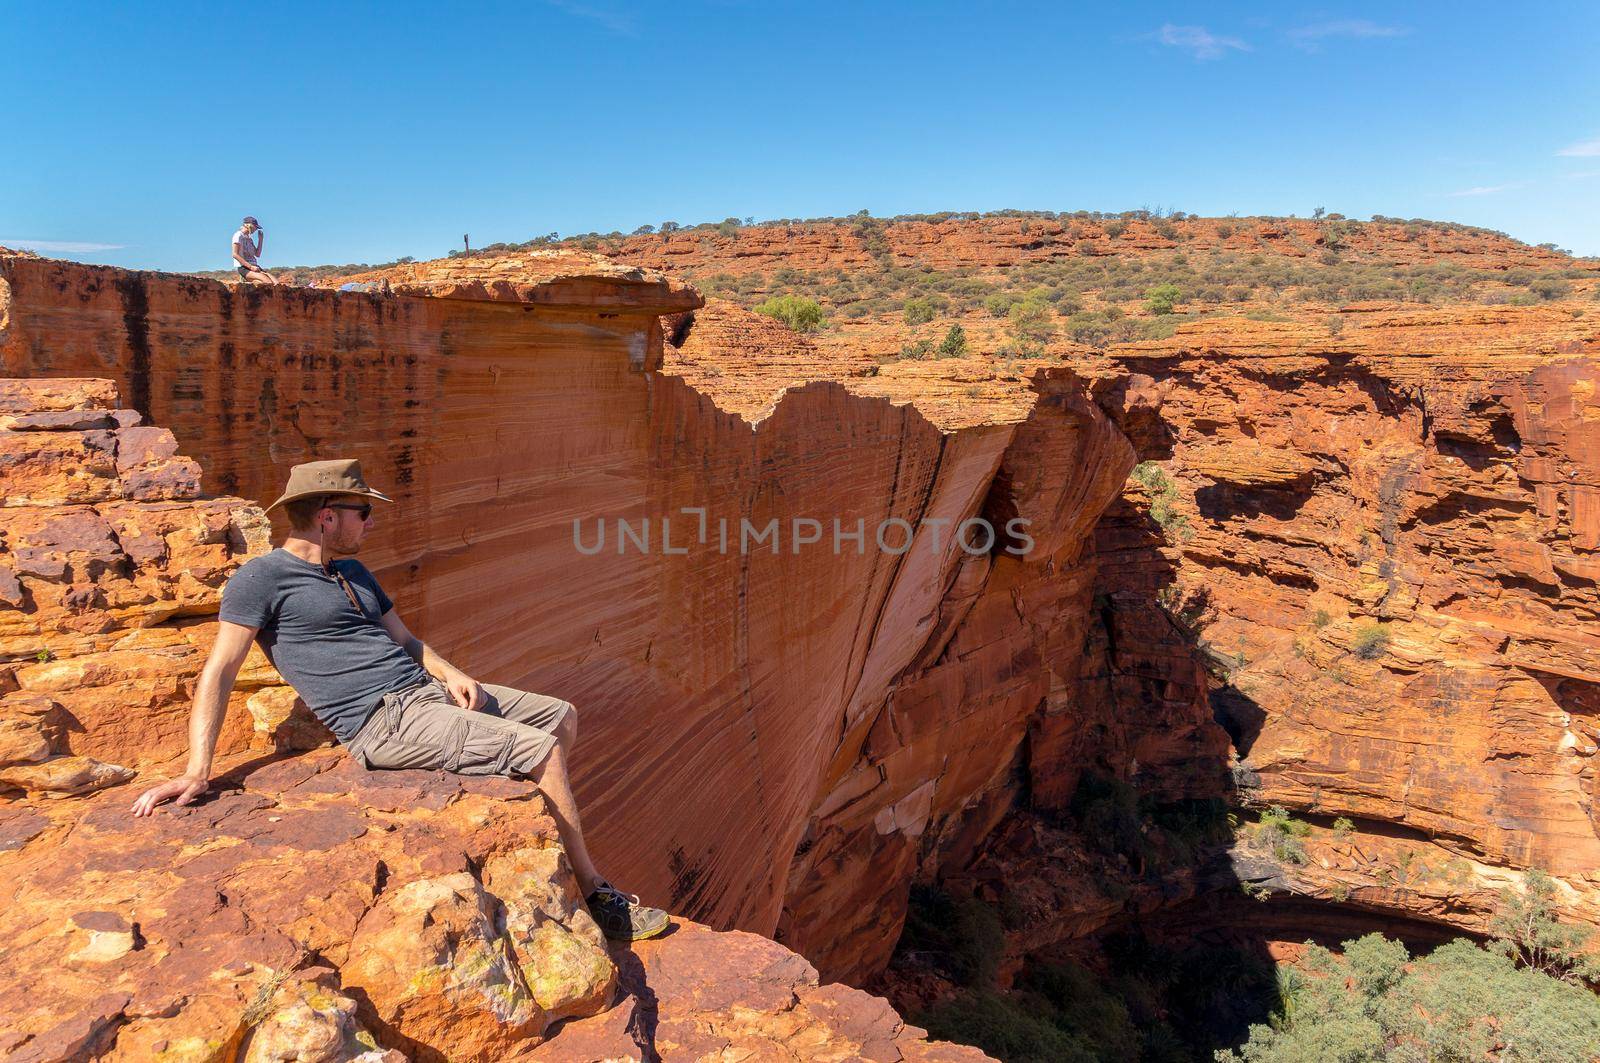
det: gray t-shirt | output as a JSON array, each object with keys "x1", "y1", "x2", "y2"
[{"x1": 219, "y1": 549, "x2": 429, "y2": 741}]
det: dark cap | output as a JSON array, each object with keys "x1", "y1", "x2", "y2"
[{"x1": 243, "y1": 216, "x2": 260, "y2": 226}]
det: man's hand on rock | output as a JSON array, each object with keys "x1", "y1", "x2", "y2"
[
  {"x1": 445, "y1": 671, "x2": 485, "y2": 712},
  {"x1": 131, "y1": 774, "x2": 208, "y2": 817}
]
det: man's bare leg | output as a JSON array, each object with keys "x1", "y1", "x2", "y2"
[
  {"x1": 527, "y1": 710, "x2": 667, "y2": 939},
  {"x1": 530, "y1": 714, "x2": 602, "y2": 894}
]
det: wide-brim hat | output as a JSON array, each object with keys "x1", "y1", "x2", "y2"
[{"x1": 265, "y1": 458, "x2": 394, "y2": 512}]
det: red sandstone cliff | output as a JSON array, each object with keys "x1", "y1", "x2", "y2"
[
  {"x1": 0, "y1": 373, "x2": 991, "y2": 1062},
  {"x1": 2, "y1": 248, "x2": 1226, "y2": 992},
  {"x1": 536, "y1": 217, "x2": 1600, "y2": 957},
  {"x1": 6, "y1": 210, "x2": 1599, "y2": 1054},
  {"x1": 1089, "y1": 309, "x2": 1600, "y2": 932}
]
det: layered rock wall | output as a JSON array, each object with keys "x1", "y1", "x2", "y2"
[
  {"x1": 0, "y1": 374, "x2": 990, "y2": 1062},
  {"x1": 0, "y1": 253, "x2": 1224, "y2": 990},
  {"x1": 1091, "y1": 307, "x2": 1600, "y2": 930}
]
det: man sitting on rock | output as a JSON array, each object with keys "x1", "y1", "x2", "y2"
[{"x1": 131, "y1": 458, "x2": 669, "y2": 942}]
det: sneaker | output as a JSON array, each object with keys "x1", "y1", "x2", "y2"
[{"x1": 586, "y1": 880, "x2": 670, "y2": 942}]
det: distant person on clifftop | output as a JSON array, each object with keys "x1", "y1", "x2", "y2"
[
  {"x1": 129, "y1": 458, "x2": 670, "y2": 943},
  {"x1": 231, "y1": 216, "x2": 280, "y2": 285}
]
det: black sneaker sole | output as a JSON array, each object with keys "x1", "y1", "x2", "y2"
[{"x1": 602, "y1": 916, "x2": 670, "y2": 943}]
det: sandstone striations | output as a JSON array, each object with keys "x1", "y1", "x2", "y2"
[
  {"x1": 2, "y1": 248, "x2": 1230, "y2": 992},
  {"x1": 0, "y1": 374, "x2": 990, "y2": 1061},
  {"x1": 526, "y1": 218, "x2": 1600, "y2": 959},
  {"x1": 1090, "y1": 308, "x2": 1600, "y2": 932}
]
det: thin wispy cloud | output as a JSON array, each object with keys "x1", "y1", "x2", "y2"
[
  {"x1": 1288, "y1": 19, "x2": 1408, "y2": 49},
  {"x1": 0, "y1": 239, "x2": 126, "y2": 253},
  {"x1": 1157, "y1": 24, "x2": 1250, "y2": 60},
  {"x1": 544, "y1": 0, "x2": 636, "y2": 36},
  {"x1": 1556, "y1": 137, "x2": 1600, "y2": 158},
  {"x1": 1445, "y1": 184, "x2": 1519, "y2": 198},
  {"x1": 1562, "y1": 169, "x2": 1600, "y2": 181}
]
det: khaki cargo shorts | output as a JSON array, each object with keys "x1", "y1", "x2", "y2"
[{"x1": 346, "y1": 679, "x2": 572, "y2": 777}]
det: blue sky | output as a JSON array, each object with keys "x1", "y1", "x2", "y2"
[{"x1": 5, "y1": 2, "x2": 1598, "y2": 271}]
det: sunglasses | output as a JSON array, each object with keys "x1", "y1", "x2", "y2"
[{"x1": 327, "y1": 502, "x2": 373, "y2": 521}]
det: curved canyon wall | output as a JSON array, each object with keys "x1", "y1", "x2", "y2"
[
  {"x1": 1091, "y1": 307, "x2": 1600, "y2": 931},
  {"x1": 0, "y1": 374, "x2": 991, "y2": 1061},
  {"x1": 0, "y1": 251, "x2": 1227, "y2": 989}
]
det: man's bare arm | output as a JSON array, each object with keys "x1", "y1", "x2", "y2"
[
  {"x1": 130, "y1": 621, "x2": 257, "y2": 817},
  {"x1": 379, "y1": 608, "x2": 483, "y2": 710}
]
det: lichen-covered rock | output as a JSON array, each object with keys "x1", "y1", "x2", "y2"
[
  {"x1": 345, "y1": 872, "x2": 544, "y2": 1060},
  {"x1": 481, "y1": 845, "x2": 616, "y2": 1023},
  {"x1": 239, "y1": 970, "x2": 404, "y2": 1063}
]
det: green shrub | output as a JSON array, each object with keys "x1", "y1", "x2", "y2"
[
  {"x1": 898, "y1": 885, "x2": 1006, "y2": 989},
  {"x1": 1490, "y1": 868, "x2": 1600, "y2": 982},
  {"x1": 1070, "y1": 772, "x2": 1154, "y2": 867},
  {"x1": 1066, "y1": 311, "x2": 1114, "y2": 347},
  {"x1": 1220, "y1": 933, "x2": 1600, "y2": 1063},
  {"x1": 1131, "y1": 461, "x2": 1188, "y2": 538},
  {"x1": 984, "y1": 291, "x2": 1019, "y2": 317},
  {"x1": 1007, "y1": 297, "x2": 1056, "y2": 350},
  {"x1": 903, "y1": 294, "x2": 948, "y2": 326},
  {"x1": 918, "y1": 990, "x2": 1099, "y2": 1063},
  {"x1": 1252, "y1": 806, "x2": 1312, "y2": 865},
  {"x1": 1145, "y1": 283, "x2": 1183, "y2": 314},
  {"x1": 937, "y1": 324, "x2": 969, "y2": 358},
  {"x1": 1136, "y1": 317, "x2": 1178, "y2": 341},
  {"x1": 1351, "y1": 622, "x2": 1390, "y2": 660},
  {"x1": 897, "y1": 339, "x2": 935, "y2": 360},
  {"x1": 1529, "y1": 277, "x2": 1571, "y2": 300},
  {"x1": 753, "y1": 294, "x2": 824, "y2": 333}
]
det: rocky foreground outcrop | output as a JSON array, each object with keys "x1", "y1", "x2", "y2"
[{"x1": 0, "y1": 375, "x2": 990, "y2": 1061}]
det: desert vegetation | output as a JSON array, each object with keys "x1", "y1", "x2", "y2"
[
  {"x1": 894, "y1": 863, "x2": 1600, "y2": 1063},
  {"x1": 194, "y1": 211, "x2": 1595, "y2": 338},
  {"x1": 1221, "y1": 919, "x2": 1600, "y2": 1061},
  {"x1": 752, "y1": 293, "x2": 825, "y2": 332}
]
